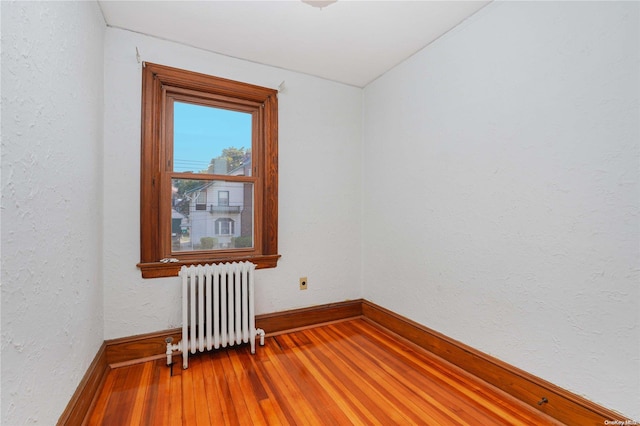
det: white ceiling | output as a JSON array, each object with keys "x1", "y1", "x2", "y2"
[{"x1": 98, "y1": 1, "x2": 490, "y2": 88}]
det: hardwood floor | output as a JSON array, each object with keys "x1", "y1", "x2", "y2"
[{"x1": 87, "y1": 319, "x2": 563, "y2": 425}]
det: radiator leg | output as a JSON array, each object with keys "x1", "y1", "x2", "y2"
[
  {"x1": 258, "y1": 328, "x2": 265, "y2": 346},
  {"x1": 250, "y1": 329, "x2": 265, "y2": 354},
  {"x1": 166, "y1": 342, "x2": 173, "y2": 366}
]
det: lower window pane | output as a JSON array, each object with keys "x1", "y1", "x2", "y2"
[{"x1": 172, "y1": 179, "x2": 253, "y2": 252}]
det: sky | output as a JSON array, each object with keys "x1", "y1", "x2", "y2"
[{"x1": 173, "y1": 101, "x2": 252, "y2": 173}]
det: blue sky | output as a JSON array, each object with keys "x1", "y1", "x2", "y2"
[{"x1": 173, "y1": 101, "x2": 251, "y2": 173}]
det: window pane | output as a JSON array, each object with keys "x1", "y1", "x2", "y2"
[
  {"x1": 172, "y1": 178, "x2": 254, "y2": 252},
  {"x1": 173, "y1": 102, "x2": 252, "y2": 176}
]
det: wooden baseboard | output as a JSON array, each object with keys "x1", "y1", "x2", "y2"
[
  {"x1": 103, "y1": 299, "x2": 364, "y2": 366},
  {"x1": 57, "y1": 342, "x2": 109, "y2": 426},
  {"x1": 105, "y1": 329, "x2": 182, "y2": 366},
  {"x1": 361, "y1": 300, "x2": 627, "y2": 426},
  {"x1": 256, "y1": 299, "x2": 363, "y2": 334},
  {"x1": 63, "y1": 299, "x2": 627, "y2": 426}
]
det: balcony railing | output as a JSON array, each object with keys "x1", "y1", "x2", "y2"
[{"x1": 209, "y1": 204, "x2": 241, "y2": 214}]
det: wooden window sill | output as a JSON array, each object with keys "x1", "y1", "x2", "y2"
[{"x1": 137, "y1": 254, "x2": 281, "y2": 278}]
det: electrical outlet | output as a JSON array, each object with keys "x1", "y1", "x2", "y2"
[{"x1": 299, "y1": 277, "x2": 308, "y2": 290}]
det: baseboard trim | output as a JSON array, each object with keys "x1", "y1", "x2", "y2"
[
  {"x1": 361, "y1": 300, "x2": 627, "y2": 425},
  {"x1": 256, "y1": 299, "x2": 363, "y2": 334},
  {"x1": 63, "y1": 299, "x2": 627, "y2": 425},
  {"x1": 105, "y1": 328, "x2": 182, "y2": 367},
  {"x1": 102, "y1": 298, "x2": 364, "y2": 366},
  {"x1": 57, "y1": 342, "x2": 109, "y2": 426}
]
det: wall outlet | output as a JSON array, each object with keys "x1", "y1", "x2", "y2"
[{"x1": 299, "y1": 277, "x2": 308, "y2": 290}]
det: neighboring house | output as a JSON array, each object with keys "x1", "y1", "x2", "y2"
[{"x1": 179, "y1": 156, "x2": 253, "y2": 250}]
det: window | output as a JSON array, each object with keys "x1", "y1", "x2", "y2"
[
  {"x1": 218, "y1": 191, "x2": 229, "y2": 206},
  {"x1": 215, "y1": 218, "x2": 234, "y2": 236},
  {"x1": 138, "y1": 63, "x2": 279, "y2": 278},
  {"x1": 195, "y1": 191, "x2": 207, "y2": 211}
]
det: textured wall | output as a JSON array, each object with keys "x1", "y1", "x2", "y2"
[
  {"x1": 103, "y1": 28, "x2": 363, "y2": 340},
  {"x1": 1, "y1": 1, "x2": 105, "y2": 424},
  {"x1": 3, "y1": 1, "x2": 636, "y2": 422},
  {"x1": 362, "y1": 1, "x2": 639, "y2": 420}
]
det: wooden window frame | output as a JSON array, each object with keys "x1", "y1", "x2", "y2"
[{"x1": 138, "y1": 63, "x2": 280, "y2": 278}]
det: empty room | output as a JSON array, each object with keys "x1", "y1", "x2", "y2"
[{"x1": 1, "y1": 0, "x2": 638, "y2": 424}]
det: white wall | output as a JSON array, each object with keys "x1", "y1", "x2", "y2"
[
  {"x1": 1, "y1": 1, "x2": 105, "y2": 424},
  {"x1": 103, "y1": 28, "x2": 363, "y2": 339},
  {"x1": 2, "y1": 1, "x2": 636, "y2": 423},
  {"x1": 362, "y1": 1, "x2": 639, "y2": 420}
]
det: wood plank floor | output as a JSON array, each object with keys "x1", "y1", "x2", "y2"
[{"x1": 87, "y1": 319, "x2": 563, "y2": 425}]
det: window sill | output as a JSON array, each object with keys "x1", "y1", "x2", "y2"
[{"x1": 137, "y1": 254, "x2": 281, "y2": 278}]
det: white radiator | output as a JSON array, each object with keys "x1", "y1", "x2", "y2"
[{"x1": 166, "y1": 261, "x2": 265, "y2": 369}]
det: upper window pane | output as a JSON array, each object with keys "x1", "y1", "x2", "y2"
[{"x1": 173, "y1": 102, "x2": 252, "y2": 176}]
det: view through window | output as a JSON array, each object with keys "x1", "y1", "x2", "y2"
[{"x1": 171, "y1": 102, "x2": 254, "y2": 252}]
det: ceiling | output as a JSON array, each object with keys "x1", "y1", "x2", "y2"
[{"x1": 98, "y1": 1, "x2": 490, "y2": 88}]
